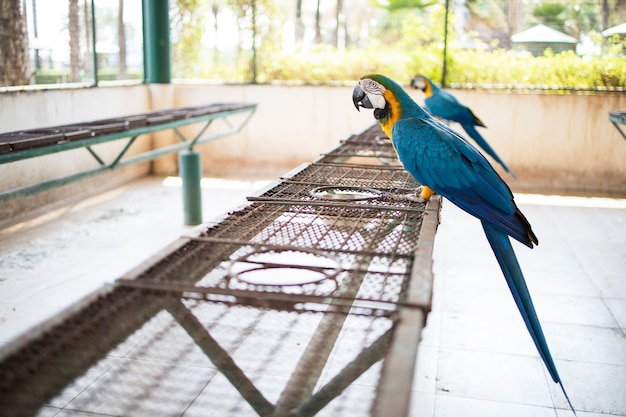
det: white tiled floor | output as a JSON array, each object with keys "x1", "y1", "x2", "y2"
[
  {"x1": 411, "y1": 195, "x2": 626, "y2": 417},
  {"x1": 1, "y1": 176, "x2": 625, "y2": 416},
  {"x1": 0, "y1": 176, "x2": 273, "y2": 345}
]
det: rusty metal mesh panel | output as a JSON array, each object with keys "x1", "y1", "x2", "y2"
[
  {"x1": 0, "y1": 123, "x2": 437, "y2": 417},
  {"x1": 202, "y1": 203, "x2": 424, "y2": 255},
  {"x1": 258, "y1": 165, "x2": 419, "y2": 202},
  {"x1": 0, "y1": 288, "x2": 394, "y2": 417},
  {"x1": 126, "y1": 200, "x2": 425, "y2": 311},
  {"x1": 340, "y1": 125, "x2": 388, "y2": 145},
  {"x1": 317, "y1": 125, "x2": 401, "y2": 165}
]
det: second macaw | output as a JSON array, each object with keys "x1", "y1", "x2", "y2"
[
  {"x1": 411, "y1": 74, "x2": 515, "y2": 177},
  {"x1": 352, "y1": 74, "x2": 575, "y2": 414}
]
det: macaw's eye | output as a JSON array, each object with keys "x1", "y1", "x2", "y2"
[{"x1": 361, "y1": 79, "x2": 385, "y2": 95}]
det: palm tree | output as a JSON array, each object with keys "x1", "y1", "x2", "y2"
[
  {"x1": 334, "y1": 0, "x2": 345, "y2": 48},
  {"x1": 0, "y1": 0, "x2": 30, "y2": 86},
  {"x1": 295, "y1": 0, "x2": 303, "y2": 43},
  {"x1": 315, "y1": 0, "x2": 322, "y2": 43},
  {"x1": 69, "y1": 0, "x2": 81, "y2": 82}
]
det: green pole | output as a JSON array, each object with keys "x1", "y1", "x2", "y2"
[
  {"x1": 179, "y1": 151, "x2": 203, "y2": 225},
  {"x1": 143, "y1": 0, "x2": 171, "y2": 83}
]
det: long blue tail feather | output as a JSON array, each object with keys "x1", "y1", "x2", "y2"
[
  {"x1": 462, "y1": 123, "x2": 516, "y2": 178},
  {"x1": 482, "y1": 221, "x2": 576, "y2": 414}
]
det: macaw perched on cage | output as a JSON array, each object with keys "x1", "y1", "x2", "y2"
[
  {"x1": 352, "y1": 74, "x2": 575, "y2": 415},
  {"x1": 410, "y1": 74, "x2": 515, "y2": 177}
]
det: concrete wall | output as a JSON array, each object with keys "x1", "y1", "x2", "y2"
[
  {"x1": 170, "y1": 84, "x2": 626, "y2": 195},
  {"x1": 166, "y1": 84, "x2": 373, "y2": 177},
  {"x1": 448, "y1": 89, "x2": 626, "y2": 195},
  {"x1": 1, "y1": 83, "x2": 625, "y2": 226}
]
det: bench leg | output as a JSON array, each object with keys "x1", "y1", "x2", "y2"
[{"x1": 179, "y1": 150, "x2": 203, "y2": 225}]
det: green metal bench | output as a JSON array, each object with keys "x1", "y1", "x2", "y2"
[{"x1": 0, "y1": 102, "x2": 257, "y2": 224}]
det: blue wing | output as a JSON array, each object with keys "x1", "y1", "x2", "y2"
[{"x1": 391, "y1": 117, "x2": 533, "y2": 247}]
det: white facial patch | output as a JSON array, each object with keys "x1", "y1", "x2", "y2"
[
  {"x1": 413, "y1": 77, "x2": 426, "y2": 89},
  {"x1": 361, "y1": 79, "x2": 387, "y2": 109}
]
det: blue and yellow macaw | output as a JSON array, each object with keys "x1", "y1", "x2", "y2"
[
  {"x1": 410, "y1": 74, "x2": 515, "y2": 177},
  {"x1": 352, "y1": 74, "x2": 575, "y2": 413}
]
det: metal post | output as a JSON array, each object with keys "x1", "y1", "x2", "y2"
[
  {"x1": 179, "y1": 151, "x2": 203, "y2": 225},
  {"x1": 142, "y1": 0, "x2": 171, "y2": 83}
]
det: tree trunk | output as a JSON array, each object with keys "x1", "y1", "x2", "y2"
[
  {"x1": 295, "y1": 0, "x2": 303, "y2": 44},
  {"x1": 83, "y1": 0, "x2": 92, "y2": 78},
  {"x1": 314, "y1": 0, "x2": 321, "y2": 43},
  {"x1": 503, "y1": 0, "x2": 521, "y2": 50},
  {"x1": 118, "y1": 0, "x2": 127, "y2": 79},
  {"x1": 334, "y1": 0, "x2": 344, "y2": 48},
  {"x1": 250, "y1": 0, "x2": 257, "y2": 83},
  {"x1": 31, "y1": 0, "x2": 41, "y2": 70},
  {"x1": 69, "y1": 0, "x2": 81, "y2": 82},
  {"x1": 0, "y1": 0, "x2": 30, "y2": 86}
]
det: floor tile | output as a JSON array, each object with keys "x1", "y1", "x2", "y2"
[
  {"x1": 441, "y1": 285, "x2": 521, "y2": 318},
  {"x1": 433, "y1": 395, "x2": 558, "y2": 417},
  {"x1": 544, "y1": 322, "x2": 626, "y2": 365},
  {"x1": 412, "y1": 343, "x2": 439, "y2": 394},
  {"x1": 435, "y1": 348, "x2": 554, "y2": 407},
  {"x1": 604, "y1": 298, "x2": 626, "y2": 331},
  {"x1": 409, "y1": 392, "x2": 436, "y2": 417},
  {"x1": 548, "y1": 360, "x2": 626, "y2": 415},
  {"x1": 531, "y1": 293, "x2": 618, "y2": 328},
  {"x1": 438, "y1": 313, "x2": 538, "y2": 356}
]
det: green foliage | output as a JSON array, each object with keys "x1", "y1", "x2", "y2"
[
  {"x1": 246, "y1": 41, "x2": 626, "y2": 90},
  {"x1": 171, "y1": 0, "x2": 209, "y2": 78},
  {"x1": 532, "y1": 2, "x2": 567, "y2": 31},
  {"x1": 177, "y1": 0, "x2": 624, "y2": 91},
  {"x1": 372, "y1": 1, "x2": 441, "y2": 44},
  {"x1": 259, "y1": 43, "x2": 411, "y2": 84},
  {"x1": 443, "y1": 48, "x2": 625, "y2": 89},
  {"x1": 370, "y1": 0, "x2": 437, "y2": 11}
]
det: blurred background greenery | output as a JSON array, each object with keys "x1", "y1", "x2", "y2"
[{"x1": 2, "y1": 0, "x2": 625, "y2": 90}]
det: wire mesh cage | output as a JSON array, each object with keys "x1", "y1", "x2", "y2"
[
  {"x1": 0, "y1": 124, "x2": 440, "y2": 417},
  {"x1": 1, "y1": 288, "x2": 394, "y2": 417}
]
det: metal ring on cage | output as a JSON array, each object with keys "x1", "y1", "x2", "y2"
[
  {"x1": 227, "y1": 248, "x2": 342, "y2": 288},
  {"x1": 309, "y1": 185, "x2": 383, "y2": 201}
]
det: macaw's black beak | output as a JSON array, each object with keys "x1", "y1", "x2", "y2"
[{"x1": 352, "y1": 84, "x2": 373, "y2": 111}]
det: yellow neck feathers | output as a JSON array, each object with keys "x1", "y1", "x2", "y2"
[
  {"x1": 423, "y1": 82, "x2": 433, "y2": 98},
  {"x1": 379, "y1": 90, "x2": 402, "y2": 139}
]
